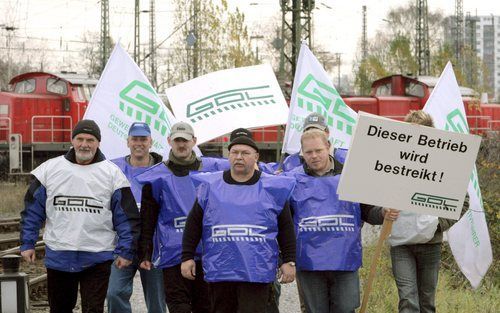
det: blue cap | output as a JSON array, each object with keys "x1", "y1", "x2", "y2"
[{"x1": 128, "y1": 122, "x2": 151, "y2": 137}]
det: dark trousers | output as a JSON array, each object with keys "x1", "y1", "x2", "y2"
[
  {"x1": 47, "y1": 260, "x2": 112, "y2": 313},
  {"x1": 209, "y1": 281, "x2": 271, "y2": 313},
  {"x1": 163, "y1": 261, "x2": 210, "y2": 313}
]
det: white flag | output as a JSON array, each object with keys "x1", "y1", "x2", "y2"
[
  {"x1": 423, "y1": 61, "x2": 492, "y2": 288},
  {"x1": 282, "y1": 43, "x2": 357, "y2": 154},
  {"x1": 84, "y1": 43, "x2": 176, "y2": 160},
  {"x1": 165, "y1": 64, "x2": 289, "y2": 144}
]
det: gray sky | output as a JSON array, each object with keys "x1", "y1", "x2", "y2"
[{"x1": 0, "y1": 0, "x2": 499, "y2": 81}]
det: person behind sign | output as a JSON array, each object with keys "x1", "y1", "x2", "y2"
[
  {"x1": 388, "y1": 110, "x2": 461, "y2": 313},
  {"x1": 136, "y1": 121, "x2": 229, "y2": 313},
  {"x1": 285, "y1": 128, "x2": 399, "y2": 313},
  {"x1": 20, "y1": 120, "x2": 140, "y2": 313},
  {"x1": 180, "y1": 128, "x2": 297, "y2": 313},
  {"x1": 106, "y1": 122, "x2": 166, "y2": 313}
]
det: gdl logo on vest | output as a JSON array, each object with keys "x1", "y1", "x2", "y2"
[{"x1": 211, "y1": 224, "x2": 267, "y2": 242}]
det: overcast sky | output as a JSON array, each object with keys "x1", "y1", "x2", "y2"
[{"x1": 0, "y1": 0, "x2": 499, "y2": 81}]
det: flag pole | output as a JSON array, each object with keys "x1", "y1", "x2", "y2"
[{"x1": 359, "y1": 218, "x2": 394, "y2": 313}]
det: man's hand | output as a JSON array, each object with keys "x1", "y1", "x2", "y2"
[
  {"x1": 21, "y1": 249, "x2": 36, "y2": 263},
  {"x1": 383, "y1": 208, "x2": 400, "y2": 221},
  {"x1": 140, "y1": 261, "x2": 152, "y2": 270},
  {"x1": 279, "y1": 262, "x2": 296, "y2": 284},
  {"x1": 181, "y1": 259, "x2": 196, "y2": 280},
  {"x1": 114, "y1": 256, "x2": 132, "y2": 269}
]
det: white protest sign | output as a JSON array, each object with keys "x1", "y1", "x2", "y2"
[
  {"x1": 337, "y1": 112, "x2": 481, "y2": 220},
  {"x1": 165, "y1": 64, "x2": 289, "y2": 144}
]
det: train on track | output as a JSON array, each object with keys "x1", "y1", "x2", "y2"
[{"x1": 0, "y1": 71, "x2": 498, "y2": 175}]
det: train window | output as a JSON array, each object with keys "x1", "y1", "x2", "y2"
[
  {"x1": 76, "y1": 86, "x2": 85, "y2": 101},
  {"x1": 405, "y1": 82, "x2": 424, "y2": 98},
  {"x1": 14, "y1": 79, "x2": 35, "y2": 94},
  {"x1": 375, "y1": 83, "x2": 391, "y2": 96},
  {"x1": 47, "y1": 78, "x2": 68, "y2": 95},
  {"x1": 83, "y1": 84, "x2": 95, "y2": 100}
]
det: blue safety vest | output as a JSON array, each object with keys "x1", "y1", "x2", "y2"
[
  {"x1": 192, "y1": 171, "x2": 295, "y2": 283},
  {"x1": 135, "y1": 157, "x2": 229, "y2": 268},
  {"x1": 112, "y1": 157, "x2": 150, "y2": 207},
  {"x1": 287, "y1": 167, "x2": 362, "y2": 271}
]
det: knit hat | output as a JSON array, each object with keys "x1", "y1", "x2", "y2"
[
  {"x1": 228, "y1": 128, "x2": 259, "y2": 152},
  {"x1": 72, "y1": 119, "x2": 101, "y2": 141}
]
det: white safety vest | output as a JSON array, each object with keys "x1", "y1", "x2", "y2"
[{"x1": 32, "y1": 156, "x2": 130, "y2": 252}]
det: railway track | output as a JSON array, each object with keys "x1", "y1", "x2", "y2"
[
  {"x1": 1, "y1": 239, "x2": 48, "y2": 306},
  {"x1": 0, "y1": 217, "x2": 21, "y2": 232},
  {"x1": 0, "y1": 240, "x2": 45, "y2": 257},
  {"x1": 0, "y1": 235, "x2": 43, "y2": 250},
  {"x1": 29, "y1": 273, "x2": 48, "y2": 302}
]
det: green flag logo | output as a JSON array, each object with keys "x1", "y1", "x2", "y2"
[
  {"x1": 119, "y1": 80, "x2": 172, "y2": 136},
  {"x1": 444, "y1": 108, "x2": 482, "y2": 246},
  {"x1": 445, "y1": 108, "x2": 469, "y2": 133},
  {"x1": 185, "y1": 85, "x2": 276, "y2": 124},
  {"x1": 297, "y1": 74, "x2": 356, "y2": 135}
]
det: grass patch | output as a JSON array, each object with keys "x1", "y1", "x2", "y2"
[
  {"x1": 359, "y1": 244, "x2": 500, "y2": 313},
  {"x1": 0, "y1": 181, "x2": 28, "y2": 218},
  {"x1": 359, "y1": 135, "x2": 499, "y2": 312}
]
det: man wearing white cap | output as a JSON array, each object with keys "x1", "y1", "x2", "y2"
[{"x1": 137, "y1": 121, "x2": 228, "y2": 313}]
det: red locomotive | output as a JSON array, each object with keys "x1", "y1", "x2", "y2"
[
  {"x1": 343, "y1": 74, "x2": 500, "y2": 132},
  {"x1": 0, "y1": 71, "x2": 498, "y2": 175},
  {"x1": 0, "y1": 71, "x2": 97, "y2": 174}
]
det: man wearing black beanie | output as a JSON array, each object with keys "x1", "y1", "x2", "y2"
[
  {"x1": 20, "y1": 119, "x2": 140, "y2": 313},
  {"x1": 181, "y1": 127, "x2": 297, "y2": 313}
]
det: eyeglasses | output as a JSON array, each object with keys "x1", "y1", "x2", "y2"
[{"x1": 229, "y1": 150, "x2": 255, "y2": 158}]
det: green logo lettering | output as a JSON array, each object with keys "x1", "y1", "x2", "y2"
[
  {"x1": 297, "y1": 74, "x2": 356, "y2": 135},
  {"x1": 444, "y1": 108, "x2": 469, "y2": 134},
  {"x1": 119, "y1": 80, "x2": 172, "y2": 135}
]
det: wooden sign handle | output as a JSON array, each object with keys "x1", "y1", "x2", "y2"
[{"x1": 359, "y1": 218, "x2": 394, "y2": 313}]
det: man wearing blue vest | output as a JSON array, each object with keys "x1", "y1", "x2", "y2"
[
  {"x1": 20, "y1": 119, "x2": 140, "y2": 313},
  {"x1": 284, "y1": 112, "x2": 348, "y2": 170},
  {"x1": 137, "y1": 121, "x2": 229, "y2": 313},
  {"x1": 107, "y1": 122, "x2": 166, "y2": 313},
  {"x1": 286, "y1": 129, "x2": 399, "y2": 313},
  {"x1": 181, "y1": 128, "x2": 297, "y2": 313}
]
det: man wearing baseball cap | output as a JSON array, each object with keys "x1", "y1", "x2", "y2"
[
  {"x1": 20, "y1": 119, "x2": 140, "y2": 313},
  {"x1": 137, "y1": 121, "x2": 229, "y2": 313},
  {"x1": 280, "y1": 112, "x2": 347, "y2": 173},
  {"x1": 107, "y1": 122, "x2": 166, "y2": 313},
  {"x1": 181, "y1": 127, "x2": 297, "y2": 313}
]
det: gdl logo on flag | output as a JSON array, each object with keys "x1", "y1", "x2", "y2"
[{"x1": 119, "y1": 80, "x2": 172, "y2": 135}]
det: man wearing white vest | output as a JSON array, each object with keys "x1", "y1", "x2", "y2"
[{"x1": 20, "y1": 119, "x2": 141, "y2": 313}]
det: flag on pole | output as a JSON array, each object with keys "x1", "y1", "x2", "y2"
[
  {"x1": 423, "y1": 61, "x2": 492, "y2": 288},
  {"x1": 282, "y1": 43, "x2": 358, "y2": 154},
  {"x1": 165, "y1": 64, "x2": 289, "y2": 144},
  {"x1": 84, "y1": 43, "x2": 176, "y2": 159}
]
